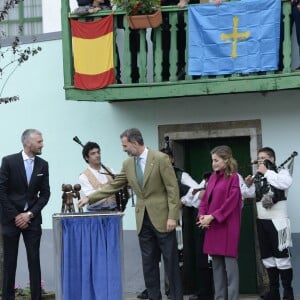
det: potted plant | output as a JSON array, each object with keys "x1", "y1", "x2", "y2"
[
  {"x1": 5, "y1": 281, "x2": 56, "y2": 299},
  {"x1": 113, "y1": 0, "x2": 162, "y2": 29}
]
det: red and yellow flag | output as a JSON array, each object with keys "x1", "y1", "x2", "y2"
[{"x1": 70, "y1": 15, "x2": 114, "y2": 90}]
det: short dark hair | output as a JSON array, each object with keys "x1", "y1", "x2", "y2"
[
  {"x1": 258, "y1": 147, "x2": 276, "y2": 161},
  {"x1": 160, "y1": 147, "x2": 173, "y2": 157},
  {"x1": 120, "y1": 128, "x2": 144, "y2": 145},
  {"x1": 82, "y1": 141, "x2": 100, "y2": 163}
]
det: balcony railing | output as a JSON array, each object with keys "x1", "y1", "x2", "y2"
[{"x1": 61, "y1": 0, "x2": 300, "y2": 102}]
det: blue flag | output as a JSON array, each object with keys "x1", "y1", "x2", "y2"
[{"x1": 188, "y1": 0, "x2": 281, "y2": 75}]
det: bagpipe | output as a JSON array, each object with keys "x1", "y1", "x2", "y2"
[
  {"x1": 252, "y1": 151, "x2": 298, "y2": 208},
  {"x1": 251, "y1": 150, "x2": 298, "y2": 174},
  {"x1": 278, "y1": 151, "x2": 298, "y2": 170},
  {"x1": 73, "y1": 136, "x2": 132, "y2": 212}
]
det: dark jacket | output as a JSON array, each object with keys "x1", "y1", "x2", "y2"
[
  {"x1": 0, "y1": 152, "x2": 50, "y2": 224},
  {"x1": 77, "y1": 0, "x2": 91, "y2": 6}
]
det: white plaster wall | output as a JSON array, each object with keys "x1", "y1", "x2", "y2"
[
  {"x1": 0, "y1": 38, "x2": 300, "y2": 234},
  {"x1": 42, "y1": 0, "x2": 77, "y2": 33}
]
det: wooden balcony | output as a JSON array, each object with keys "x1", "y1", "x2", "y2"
[{"x1": 61, "y1": 0, "x2": 300, "y2": 102}]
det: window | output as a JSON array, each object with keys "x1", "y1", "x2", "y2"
[{"x1": 0, "y1": 0, "x2": 42, "y2": 37}]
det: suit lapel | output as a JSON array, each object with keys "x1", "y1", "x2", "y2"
[
  {"x1": 143, "y1": 150, "x2": 155, "y2": 187},
  {"x1": 17, "y1": 153, "x2": 28, "y2": 187},
  {"x1": 29, "y1": 156, "x2": 41, "y2": 187}
]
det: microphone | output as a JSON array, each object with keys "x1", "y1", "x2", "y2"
[{"x1": 251, "y1": 160, "x2": 258, "y2": 165}]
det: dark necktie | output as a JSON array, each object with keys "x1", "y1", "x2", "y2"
[{"x1": 135, "y1": 157, "x2": 143, "y2": 188}]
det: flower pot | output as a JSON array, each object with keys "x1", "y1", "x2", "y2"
[{"x1": 126, "y1": 10, "x2": 162, "y2": 29}]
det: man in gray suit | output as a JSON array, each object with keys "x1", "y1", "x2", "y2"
[{"x1": 78, "y1": 128, "x2": 183, "y2": 300}]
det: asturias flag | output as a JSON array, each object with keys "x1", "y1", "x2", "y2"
[
  {"x1": 188, "y1": 0, "x2": 281, "y2": 75},
  {"x1": 70, "y1": 15, "x2": 114, "y2": 90}
]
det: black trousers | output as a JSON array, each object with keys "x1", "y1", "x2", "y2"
[
  {"x1": 116, "y1": 16, "x2": 140, "y2": 83},
  {"x1": 292, "y1": 3, "x2": 300, "y2": 47},
  {"x1": 138, "y1": 211, "x2": 183, "y2": 300},
  {"x1": 2, "y1": 222, "x2": 42, "y2": 300},
  {"x1": 182, "y1": 206, "x2": 213, "y2": 297},
  {"x1": 161, "y1": 11, "x2": 186, "y2": 81}
]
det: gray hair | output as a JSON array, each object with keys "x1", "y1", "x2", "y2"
[
  {"x1": 21, "y1": 129, "x2": 42, "y2": 145},
  {"x1": 120, "y1": 128, "x2": 144, "y2": 146}
]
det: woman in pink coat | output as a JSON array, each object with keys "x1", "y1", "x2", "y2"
[{"x1": 198, "y1": 145, "x2": 242, "y2": 300}]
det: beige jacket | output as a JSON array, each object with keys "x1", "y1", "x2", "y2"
[{"x1": 88, "y1": 149, "x2": 180, "y2": 234}]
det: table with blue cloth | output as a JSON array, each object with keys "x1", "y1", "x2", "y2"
[{"x1": 52, "y1": 212, "x2": 124, "y2": 300}]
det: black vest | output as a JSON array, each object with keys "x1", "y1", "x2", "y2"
[
  {"x1": 254, "y1": 171, "x2": 286, "y2": 204},
  {"x1": 174, "y1": 167, "x2": 190, "y2": 198}
]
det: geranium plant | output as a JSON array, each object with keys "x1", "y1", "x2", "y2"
[
  {"x1": 114, "y1": 0, "x2": 161, "y2": 15},
  {"x1": 6, "y1": 280, "x2": 50, "y2": 298}
]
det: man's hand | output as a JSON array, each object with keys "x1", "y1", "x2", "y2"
[
  {"x1": 77, "y1": 197, "x2": 89, "y2": 208},
  {"x1": 257, "y1": 163, "x2": 268, "y2": 175},
  {"x1": 166, "y1": 219, "x2": 177, "y2": 232},
  {"x1": 15, "y1": 213, "x2": 30, "y2": 229},
  {"x1": 245, "y1": 175, "x2": 253, "y2": 187},
  {"x1": 214, "y1": 0, "x2": 223, "y2": 6},
  {"x1": 177, "y1": 0, "x2": 188, "y2": 8}
]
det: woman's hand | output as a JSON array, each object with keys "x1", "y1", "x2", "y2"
[{"x1": 198, "y1": 214, "x2": 214, "y2": 228}]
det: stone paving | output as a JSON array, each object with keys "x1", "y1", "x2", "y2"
[
  {"x1": 125, "y1": 293, "x2": 259, "y2": 299},
  {"x1": 125, "y1": 293, "x2": 300, "y2": 300}
]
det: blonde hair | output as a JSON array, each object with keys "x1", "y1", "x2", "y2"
[{"x1": 210, "y1": 145, "x2": 238, "y2": 177}]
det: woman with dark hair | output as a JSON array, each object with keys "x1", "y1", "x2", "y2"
[{"x1": 197, "y1": 145, "x2": 242, "y2": 300}]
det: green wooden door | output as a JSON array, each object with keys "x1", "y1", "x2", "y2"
[{"x1": 181, "y1": 136, "x2": 257, "y2": 294}]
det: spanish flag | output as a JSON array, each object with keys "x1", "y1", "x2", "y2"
[{"x1": 70, "y1": 15, "x2": 115, "y2": 90}]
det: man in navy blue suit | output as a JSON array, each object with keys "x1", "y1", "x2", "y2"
[{"x1": 0, "y1": 129, "x2": 50, "y2": 300}]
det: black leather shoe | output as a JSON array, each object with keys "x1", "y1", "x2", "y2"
[
  {"x1": 189, "y1": 295, "x2": 213, "y2": 300},
  {"x1": 137, "y1": 289, "x2": 148, "y2": 299}
]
